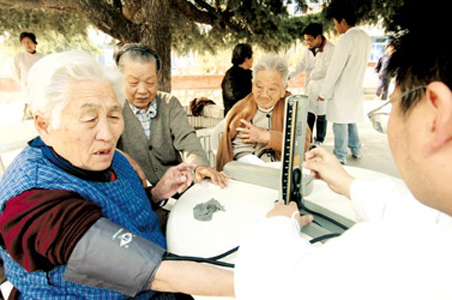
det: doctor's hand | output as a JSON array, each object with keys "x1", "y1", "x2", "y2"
[
  {"x1": 267, "y1": 202, "x2": 314, "y2": 228},
  {"x1": 317, "y1": 96, "x2": 325, "y2": 101},
  {"x1": 236, "y1": 119, "x2": 270, "y2": 145},
  {"x1": 194, "y1": 166, "x2": 229, "y2": 188},
  {"x1": 302, "y1": 147, "x2": 355, "y2": 199},
  {"x1": 151, "y1": 162, "x2": 196, "y2": 201}
]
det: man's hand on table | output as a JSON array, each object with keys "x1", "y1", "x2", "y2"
[
  {"x1": 303, "y1": 147, "x2": 355, "y2": 199},
  {"x1": 267, "y1": 202, "x2": 313, "y2": 228},
  {"x1": 151, "y1": 162, "x2": 196, "y2": 201},
  {"x1": 194, "y1": 166, "x2": 229, "y2": 188}
]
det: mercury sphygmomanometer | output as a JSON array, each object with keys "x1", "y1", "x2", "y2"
[{"x1": 279, "y1": 95, "x2": 352, "y2": 240}]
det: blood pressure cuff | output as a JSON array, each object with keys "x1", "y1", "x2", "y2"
[{"x1": 64, "y1": 217, "x2": 166, "y2": 297}]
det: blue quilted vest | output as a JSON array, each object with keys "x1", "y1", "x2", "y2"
[{"x1": 0, "y1": 146, "x2": 166, "y2": 299}]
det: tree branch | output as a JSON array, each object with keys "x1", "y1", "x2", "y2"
[
  {"x1": 0, "y1": 0, "x2": 141, "y2": 42},
  {"x1": 171, "y1": 0, "x2": 215, "y2": 25},
  {"x1": 122, "y1": 0, "x2": 142, "y2": 20},
  {"x1": 0, "y1": 0, "x2": 78, "y2": 10},
  {"x1": 193, "y1": 0, "x2": 216, "y2": 14},
  {"x1": 113, "y1": 0, "x2": 122, "y2": 13},
  {"x1": 172, "y1": 0, "x2": 246, "y2": 35},
  {"x1": 76, "y1": 0, "x2": 141, "y2": 42}
]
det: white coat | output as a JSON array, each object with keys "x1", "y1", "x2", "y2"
[
  {"x1": 290, "y1": 39, "x2": 335, "y2": 116},
  {"x1": 12, "y1": 51, "x2": 45, "y2": 103},
  {"x1": 235, "y1": 178, "x2": 452, "y2": 300},
  {"x1": 320, "y1": 27, "x2": 371, "y2": 123}
]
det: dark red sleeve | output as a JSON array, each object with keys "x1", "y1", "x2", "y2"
[{"x1": 0, "y1": 189, "x2": 104, "y2": 272}]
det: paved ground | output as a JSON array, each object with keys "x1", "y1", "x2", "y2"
[{"x1": 321, "y1": 100, "x2": 400, "y2": 178}]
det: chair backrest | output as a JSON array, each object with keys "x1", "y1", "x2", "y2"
[
  {"x1": 0, "y1": 281, "x2": 13, "y2": 299},
  {"x1": 210, "y1": 119, "x2": 226, "y2": 156}
]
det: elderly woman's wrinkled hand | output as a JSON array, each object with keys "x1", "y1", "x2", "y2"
[
  {"x1": 151, "y1": 162, "x2": 196, "y2": 201},
  {"x1": 194, "y1": 166, "x2": 229, "y2": 188},
  {"x1": 302, "y1": 147, "x2": 355, "y2": 199},
  {"x1": 236, "y1": 119, "x2": 270, "y2": 145}
]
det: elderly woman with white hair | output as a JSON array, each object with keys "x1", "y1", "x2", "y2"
[
  {"x1": 0, "y1": 51, "x2": 233, "y2": 299},
  {"x1": 216, "y1": 55, "x2": 311, "y2": 171}
]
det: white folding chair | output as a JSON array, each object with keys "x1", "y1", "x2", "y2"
[{"x1": 210, "y1": 119, "x2": 226, "y2": 156}]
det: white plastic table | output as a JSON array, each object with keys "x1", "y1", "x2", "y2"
[{"x1": 166, "y1": 166, "x2": 410, "y2": 300}]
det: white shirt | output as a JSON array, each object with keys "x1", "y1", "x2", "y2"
[
  {"x1": 235, "y1": 178, "x2": 452, "y2": 300},
  {"x1": 290, "y1": 40, "x2": 335, "y2": 115},
  {"x1": 319, "y1": 27, "x2": 371, "y2": 123},
  {"x1": 12, "y1": 51, "x2": 45, "y2": 103}
]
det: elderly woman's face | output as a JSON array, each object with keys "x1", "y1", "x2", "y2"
[
  {"x1": 123, "y1": 58, "x2": 158, "y2": 110},
  {"x1": 252, "y1": 69, "x2": 286, "y2": 109},
  {"x1": 42, "y1": 79, "x2": 124, "y2": 171}
]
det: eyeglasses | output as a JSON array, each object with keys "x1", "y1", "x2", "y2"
[{"x1": 367, "y1": 86, "x2": 426, "y2": 134}]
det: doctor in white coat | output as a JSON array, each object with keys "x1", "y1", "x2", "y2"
[
  {"x1": 318, "y1": 7, "x2": 371, "y2": 164},
  {"x1": 289, "y1": 23, "x2": 334, "y2": 147}
]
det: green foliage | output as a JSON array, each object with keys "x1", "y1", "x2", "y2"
[
  {"x1": 322, "y1": 0, "x2": 404, "y2": 29},
  {"x1": 0, "y1": 5, "x2": 99, "y2": 55},
  {"x1": 1, "y1": 0, "x2": 406, "y2": 57},
  {"x1": 171, "y1": 0, "x2": 324, "y2": 55}
]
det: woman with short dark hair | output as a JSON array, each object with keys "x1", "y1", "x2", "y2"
[{"x1": 221, "y1": 43, "x2": 253, "y2": 116}]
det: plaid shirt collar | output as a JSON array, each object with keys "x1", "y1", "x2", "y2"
[{"x1": 129, "y1": 100, "x2": 157, "y2": 118}]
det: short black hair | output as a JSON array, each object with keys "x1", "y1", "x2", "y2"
[
  {"x1": 303, "y1": 23, "x2": 323, "y2": 38},
  {"x1": 20, "y1": 32, "x2": 37, "y2": 44},
  {"x1": 387, "y1": 0, "x2": 450, "y2": 114},
  {"x1": 231, "y1": 43, "x2": 253, "y2": 65},
  {"x1": 326, "y1": 1, "x2": 357, "y2": 26}
]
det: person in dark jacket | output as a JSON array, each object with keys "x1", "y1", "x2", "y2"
[
  {"x1": 374, "y1": 43, "x2": 395, "y2": 101},
  {"x1": 221, "y1": 43, "x2": 253, "y2": 116}
]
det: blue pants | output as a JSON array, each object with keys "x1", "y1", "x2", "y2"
[
  {"x1": 332, "y1": 123, "x2": 361, "y2": 159},
  {"x1": 307, "y1": 112, "x2": 327, "y2": 143}
]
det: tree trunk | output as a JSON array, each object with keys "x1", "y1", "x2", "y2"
[{"x1": 142, "y1": 0, "x2": 172, "y2": 93}]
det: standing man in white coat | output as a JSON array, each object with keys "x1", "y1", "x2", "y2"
[
  {"x1": 318, "y1": 5, "x2": 371, "y2": 164},
  {"x1": 289, "y1": 23, "x2": 335, "y2": 148}
]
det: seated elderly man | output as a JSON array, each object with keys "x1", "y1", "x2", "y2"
[
  {"x1": 0, "y1": 51, "x2": 233, "y2": 299},
  {"x1": 216, "y1": 55, "x2": 310, "y2": 170},
  {"x1": 115, "y1": 43, "x2": 227, "y2": 188}
]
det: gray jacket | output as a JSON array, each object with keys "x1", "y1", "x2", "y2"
[{"x1": 118, "y1": 91, "x2": 210, "y2": 185}]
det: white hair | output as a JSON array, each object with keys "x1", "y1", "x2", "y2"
[
  {"x1": 252, "y1": 55, "x2": 289, "y2": 87},
  {"x1": 28, "y1": 50, "x2": 125, "y2": 129}
]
